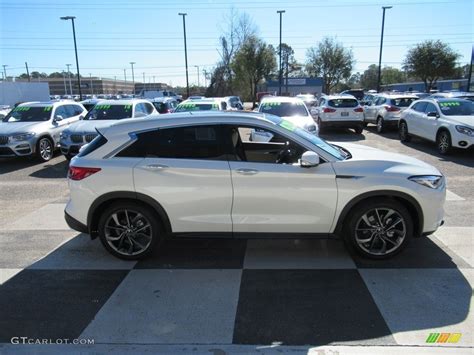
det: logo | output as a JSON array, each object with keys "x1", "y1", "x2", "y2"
[{"x1": 426, "y1": 333, "x2": 462, "y2": 343}]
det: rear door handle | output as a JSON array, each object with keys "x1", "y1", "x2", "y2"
[
  {"x1": 235, "y1": 168, "x2": 258, "y2": 175},
  {"x1": 144, "y1": 164, "x2": 169, "y2": 170}
]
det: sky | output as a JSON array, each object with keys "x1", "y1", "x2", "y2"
[{"x1": 0, "y1": 0, "x2": 473, "y2": 87}]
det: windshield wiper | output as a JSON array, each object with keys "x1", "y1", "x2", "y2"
[{"x1": 331, "y1": 143, "x2": 352, "y2": 160}]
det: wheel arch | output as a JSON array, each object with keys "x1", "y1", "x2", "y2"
[
  {"x1": 35, "y1": 134, "x2": 55, "y2": 151},
  {"x1": 334, "y1": 190, "x2": 423, "y2": 237},
  {"x1": 87, "y1": 191, "x2": 172, "y2": 239}
]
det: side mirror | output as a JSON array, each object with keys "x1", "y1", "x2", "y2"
[
  {"x1": 79, "y1": 115, "x2": 84, "y2": 120},
  {"x1": 53, "y1": 115, "x2": 63, "y2": 122},
  {"x1": 300, "y1": 151, "x2": 320, "y2": 168},
  {"x1": 427, "y1": 111, "x2": 439, "y2": 118}
]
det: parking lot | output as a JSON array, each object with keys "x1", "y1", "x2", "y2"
[{"x1": 0, "y1": 126, "x2": 472, "y2": 353}]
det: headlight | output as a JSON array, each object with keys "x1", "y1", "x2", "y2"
[
  {"x1": 9, "y1": 132, "x2": 35, "y2": 141},
  {"x1": 455, "y1": 125, "x2": 474, "y2": 136},
  {"x1": 409, "y1": 175, "x2": 443, "y2": 189}
]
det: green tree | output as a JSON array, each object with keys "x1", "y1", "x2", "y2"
[
  {"x1": 48, "y1": 72, "x2": 64, "y2": 78},
  {"x1": 381, "y1": 66, "x2": 406, "y2": 85},
  {"x1": 30, "y1": 71, "x2": 48, "y2": 78},
  {"x1": 232, "y1": 35, "x2": 276, "y2": 105},
  {"x1": 305, "y1": 37, "x2": 354, "y2": 94},
  {"x1": 403, "y1": 40, "x2": 460, "y2": 92}
]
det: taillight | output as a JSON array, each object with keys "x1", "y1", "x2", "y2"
[
  {"x1": 384, "y1": 105, "x2": 400, "y2": 112},
  {"x1": 68, "y1": 166, "x2": 101, "y2": 181},
  {"x1": 323, "y1": 107, "x2": 336, "y2": 113},
  {"x1": 354, "y1": 107, "x2": 364, "y2": 112}
]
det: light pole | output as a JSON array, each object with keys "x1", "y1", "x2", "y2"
[
  {"x1": 377, "y1": 6, "x2": 392, "y2": 93},
  {"x1": 62, "y1": 71, "x2": 67, "y2": 95},
  {"x1": 203, "y1": 68, "x2": 208, "y2": 87},
  {"x1": 142, "y1": 72, "x2": 146, "y2": 92},
  {"x1": 60, "y1": 16, "x2": 83, "y2": 100},
  {"x1": 130, "y1": 62, "x2": 136, "y2": 96},
  {"x1": 2, "y1": 65, "x2": 8, "y2": 81},
  {"x1": 178, "y1": 12, "x2": 190, "y2": 97},
  {"x1": 66, "y1": 64, "x2": 73, "y2": 95},
  {"x1": 277, "y1": 10, "x2": 285, "y2": 96},
  {"x1": 194, "y1": 65, "x2": 200, "y2": 87},
  {"x1": 89, "y1": 73, "x2": 94, "y2": 95}
]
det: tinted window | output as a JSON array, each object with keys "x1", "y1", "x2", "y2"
[
  {"x1": 117, "y1": 125, "x2": 225, "y2": 160},
  {"x1": 54, "y1": 106, "x2": 69, "y2": 118},
  {"x1": 375, "y1": 97, "x2": 386, "y2": 105},
  {"x1": 328, "y1": 99, "x2": 358, "y2": 108},
  {"x1": 259, "y1": 101, "x2": 308, "y2": 116},
  {"x1": 77, "y1": 134, "x2": 108, "y2": 157},
  {"x1": 391, "y1": 98, "x2": 416, "y2": 107},
  {"x1": 2, "y1": 106, "x2": 52, "y2": 122},
  {"x1": 64, "y1": 105, "x2": 78, "y2": 118},
  {"x1": 84, "y1": 104, "x2": 133, "y2": 120},
  {"x1": 144, "y1": 103, "x2": 154, "y2": 114},
  {"x1": 412, "y1": 102, "x2": 428, "y2": 112},
  {"x1": 153, "y1": 102, "x2": 167, "y2": 113},
  {"x1": 438, "y1": 100, "x2": 474, "y2": 116},
  {"x1": 424, "y1": 103, "x2": 438, "y2": 114}
]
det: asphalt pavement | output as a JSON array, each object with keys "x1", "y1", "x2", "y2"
[{"x1": 0, "y1": 125, "x2": 472, "y2": 354}]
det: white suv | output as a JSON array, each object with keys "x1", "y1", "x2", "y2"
[
  {"x1": 65, "y1": 112, "x2": 445, "y2": 260},
  {"x1": 310, "y1": 95, "x2": 364, "y2": 134},
  {"x1": 399, "y1": 98, "x2": 474, "y2": 154}
]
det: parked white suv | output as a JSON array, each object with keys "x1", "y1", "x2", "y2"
[
  {"x1": 364, "y1": 94, "x2": 418, "y2": 133},
  {"x1": 399, "y1": 98, "x2": 474, "y2": 154},
  {"x1": 65, "y1": 112, "x2": 445, "y2": 261},
  {"x1": 1, "y1": 101, "x2": 86, "y2": 161},
  {"x1": 310, "y1": 95, "x2": 364, "y2": 134},
  {"x1": 60, "y1": 99, "x2": 157, "y2": 160}
]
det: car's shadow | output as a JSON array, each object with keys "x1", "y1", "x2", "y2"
[
  {"x1": 320, "y1": 127, "x2": 366, "y2": 142},
  {"x1": 0, "y1": 153, "x2": 67, "y2": 176},
  {"x1": 0, "y1": 233, "x2": 470, "y2": 347},
  {"x1": 29, "y1": 159, "x2": 69, "y2": 179}
]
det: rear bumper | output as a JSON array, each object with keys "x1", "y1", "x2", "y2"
[
  {"x1": 321, "y1": 120, "x2": 364, "y2": 128},
  {"x1": 64, "y1": 210, "x2": 88, "y2": 234}
]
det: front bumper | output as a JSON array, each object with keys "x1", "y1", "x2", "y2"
[
  {"x1": 451, "y1": 129, "x2": 474, "y2": 149},
  {"x1": 60, "y1": 133, "x2": 97, "y2": 157},
  {"x1": 0, "y1": 138, "x2": 36, "y2": 157}
]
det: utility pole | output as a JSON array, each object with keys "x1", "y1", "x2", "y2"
[
  {"x1": 178, "y1": 13, "x2": 190, "y2": 97},
  {"x1": 25, "y1": 62, "x2": 30, "y2": 82},
  {"x1": 114, "y1": 76, "x2": 117, "y2": 94},
  {"x1": 2, "y1": 65, "x2": 7, "y2": 81},
  {"x1": 123, "y1": 69, "x2": 127, "y2": 93},
  {"x1": 285, "y1": 52, "x2": 289, "y2": 95},
  {"x1": 142, "y1": 72, "x2": 145, "y2": 92},
  {"x1": 60, "y1": 16, "x2": 83, "y2": 100},
  {"x1": 277, "y1": 10, "x2": 285, "y2": 96},
  {"x1": 203, "y1": 68, "x2": 208, "y2": 87},
  {"x1": 62, "y1": 71, "x2": 67, "y2": 95},
  {"x1": 89, "y1": 73, "x2": 94, "y2": 95},
  {"x1": 377, "y1": 6, "x2": 392, "y2": 93},
  {"x1": 130, "y1": 62, "x2": 136, "y2": 96},
  {"x1": 194, "y1": 65, "x2": 200, "y2": 87},
  {"x1": 66, "y1": 64, "x2": 73, "y2": 95}
]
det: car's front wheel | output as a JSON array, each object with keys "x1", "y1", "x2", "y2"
[
  {"x1": 36, "y1": 137, "x2": 54, "y2": 162},
  {"x1": 98, "y1": 202, "x2": 163, "y2": 260},
  {"x1": 376, "y1": 117, "x2": 385, "y2": 133},
  {"x1": 399, "y1": 121, "x2": 411, "y2": 142},
  {"x1": 436, "y1": 130, "x2": 452, "y2": 155},
  {"x1": 344, "y1": 199, "x2": 413, "y2": 259}
]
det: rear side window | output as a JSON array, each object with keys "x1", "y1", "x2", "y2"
[
  {"x1": 77, "y1": 134, "x2": 108, "y2": 157},
  {"x1": 328, "y1": 99, "x2": 358, "y2": 108},
  {"x1": 392, "y1": 98, "x2": 416, "y2": 107},
  {"x1": 412, "y1": 102, "x2": 428, "y2": 112},
  {"x1": 153, "y1": 102, "x2": 167, "y2": 113},
  {"x1": 117, "y1": 125, "x2": 225, "y2": 160}
]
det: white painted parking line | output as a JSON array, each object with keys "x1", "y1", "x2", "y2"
[
  {"x1": 433, "y1": 226, "x2": 474, "y2": 268},
  {"x1": 0, "y1": 269, "x2": 23, "y2": 285},
  {"x1": 446, "y1": 190, "x2": 465, "y2": 201},
  {"x1": 81, "y1": 269, "x2": 242, "y2": 344},
  {"x1": 5, "y1": 203, "x2": 69, "y2": 231},
  {"x1": 244, "y1": 239, "x2": 356, "y2": 269}
]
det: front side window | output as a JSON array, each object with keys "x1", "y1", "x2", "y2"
[
  {"x1": 259, "y1": 101, "x2": 308, "y2": 116},
  {"x1": 54, "y1": 106, "x2": 69, "y2": 119},
  {"x1": 117, "y1": 125, "x2": 225, "y2": 160},
  {"x1": 84, "y1": 104, "x2": 133, "y2": 120},
  {"x1": 412, "y1": 102, "x2": 428, "y2": 112},
  {"x1": 424, "y1": 103, "x2": 439, "y2": 115},
  {"x1": 2, "y1": 106, "x2": 52, "y2": 122}
]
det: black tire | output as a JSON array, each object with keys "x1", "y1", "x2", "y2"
[
  {"x1": 317, "y1": 117, "x2": 323, "y2": 131},
  {"x1": 354, "y1": 126, "x2": 363, "y2": 134},
  {"x1": 399, "y1": 121, "x2": 411, "y2": 142},
  {"x1": 436, "y1": 130, "x2": 452, "y2": 155},
  {"x1": 363, "y1": 122, "x2": 368, "y2": 128},
  {"x1": 36, "y1": 137, "x2": 54, "y2": 162},
  {"x1": 98, "y1": 201, "x2": 163, "y2": 260},
  {"x1": 64, "y1": 154, "x2": 73, "y2": 162},
  {"x1": 344, "y1": 198, "x2": 413, "y2": 259},
  {"x1": 376, "y1": 116, "x2": 385, "y2": 133}
]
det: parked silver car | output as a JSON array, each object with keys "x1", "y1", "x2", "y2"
[
  {"x1": 60, "y1": 99, "x2": 157, "y2": 160},
  {"x1": 0, "y1": 101, "x2": 86, "y2": 161},
  {"x1": 364, "y1": 94, "x2": 418, "y2": 133}
]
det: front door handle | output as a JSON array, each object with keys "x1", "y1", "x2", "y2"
[
  {"x1": 235, "y1": 168, "x2": 258, "y2": 175},
  {"x1": 144, "y1": 164, "x2": 169, "y2": 170}
]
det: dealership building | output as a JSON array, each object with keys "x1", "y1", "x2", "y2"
[{"x1": 264, "y1": 77, "x2": 324, "y2": 96}]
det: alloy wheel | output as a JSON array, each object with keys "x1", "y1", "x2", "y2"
[
  {"x1": 354, "y1": 208, "x2": 406, "y2": 256},
  {"x1": 376, "y1": 117, "x2": 383, "y2": 133},
  {"x1": 437, "y1": 132, "x2": 450, "y2": 154},
  {"x1": 39, "y1": 138, "x2": 53, "y2": 161},
  {"x1": 399, "y1": 122, "x2": 408, "y2": 140},
  {"x1": 104, "y1": 209, "x2": 153, "y2": 256}
]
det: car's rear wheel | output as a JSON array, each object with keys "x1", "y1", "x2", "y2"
[
  {"x1": 436, "y1": 130, "x2": 452, "y2": 155},
  {"x1": 344, "y1": 199, "x2": 413, "y2": 259},
  {"x1": 399, "y1": 121, "x2": 411, "y2": 142},
  {"x1": 354, "y1": 126, "x2": 363, "y2": 134},
  {"x1": 36, "y1": 137, "x2": 54, "y2": 162},
  {"x1": 317, "y1": 117, "x2": 323, "y2": 131},
  {"x1": 98, "y1": 202, "x2": 162, "y2": 260},
  {"x1": 376, "y1": 117, "x2": 385, "y2": 133}
]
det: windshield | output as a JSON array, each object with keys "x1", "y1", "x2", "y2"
[
  {"x1": 175, "y1": 102, "x2": 220, "y2": 112},
  {"x1": 264, "y1": 115, "x2": 346, "y2": 160},
  {"x1": 2, "y1": 106, "x2": 52, "y2": 122},
  {"x1": 438, "y1": 100, "x2": 474, "y2": 116},
  {"x1": 260, "y1": 101, "x2": 308, "y2": 117},
  {"x1": 392, "y1": 98, "x2": 416, "y2": 107},
  {"x1": 84, "y1": 104, "x2": 133, "y2": 120},
  {"x1": 328, "y1": 99, "x2": 358, "y2": 108}
]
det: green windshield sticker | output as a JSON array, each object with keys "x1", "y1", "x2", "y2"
[
  {"x1": 124, "y1": 104, "x2": 132, "y2": 110},
  {"x1": 43, "y1": 106, "x2": 52, "y2": 112},
  {"x1": 279, "y1": 120, "x2": 297, "y2": 132},
  {"x1": 14, "y1": 106, "x2": 31, "y2": 111},
  {"x1": 212, "y1": 103, "x2": 218, "y2": 109},
  {"x1": 95, "y1": 104, "x2": 112, "y2": 110},
  {"x1": 439, "y1": 102, "x2": 461, "y2": 107}
]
